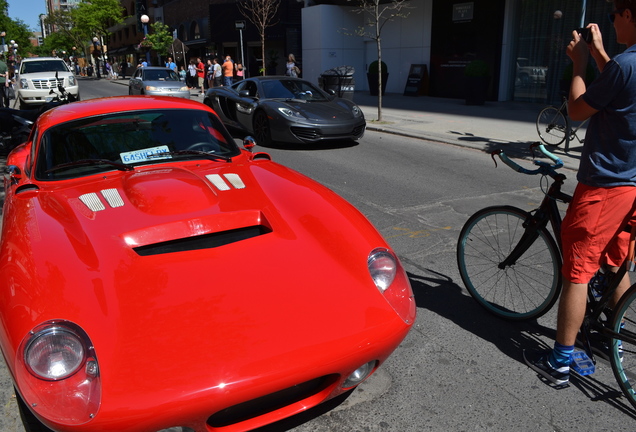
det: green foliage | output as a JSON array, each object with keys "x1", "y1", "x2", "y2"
[
  {"x1": 464, "y1": 60, "x2": 489, "y2": 77},
  {"x1": 144, "y1": 22, "x2": 174, "y2": 56},
  {"x1": 368, "y1": 60, "x2": 387, "y2": 74},
  {"x1": 0, "y1": 0, "x2": 36, "y2": 57},
  {"x1": 37, "y1": 31, "x2": 77, "y2": 58},
  {"x1": 44, "y1": 9, "x2": 88, "y2": 55},
  {"x1": 71, "y1": 0, "x2": 125, "y2": 44}
]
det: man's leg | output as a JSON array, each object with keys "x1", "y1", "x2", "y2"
[{"x1": 555, "y1": 280, "x2": 588, "y2": 346}]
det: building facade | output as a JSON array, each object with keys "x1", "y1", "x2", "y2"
[
  {"x1": 108, "y1": 0, "x2": 303, "y2": 77},
  {"x1": 302, "y1": 0, "x2": 622, "y2": 104}
]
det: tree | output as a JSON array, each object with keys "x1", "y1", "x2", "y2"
[
  {"x1": 0, "y1": 0, "x2": 37, "y2": 58},
  {"x1": 144, "y1": 21, "x2": 174, "y2": 58},
  {"x1": 237, "y1": 0, "x2": 280, "y2": 76},
  {"x1": 44, "y1": 9, "x2": 89, "y2": 55},
  {"x1": 72, "y1": 0, "x2": 125, "y2": 57},
  {"x1": 348, "y1": 0, "x2": 411, "y2": 121}
]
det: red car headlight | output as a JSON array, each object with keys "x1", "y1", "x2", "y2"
[
  {"x1": 25, "y1": 327, "x2": 86, "y2": 380},
  {"x1": 368, "y1": 248, "x2": 416, "y2": 325},
  {"x1": 368, "y1": 248, "x2": 397, "y2": 292},
  {"x1": 16, "y1": 321, "x2": 101, "y2": 426}
]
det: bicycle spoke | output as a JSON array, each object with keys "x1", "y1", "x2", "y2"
[
  {"x1": 457, "y1": 206, "x2": 561, "y2": 320},
  {"x1": 610, "y1": 286, "x2": 636, "y2": 410}
]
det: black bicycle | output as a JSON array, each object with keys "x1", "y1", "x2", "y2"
[{"x1": 456, "y1": 143, "x2": 636, "y2": 409}]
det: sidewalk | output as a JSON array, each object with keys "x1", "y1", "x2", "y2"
[{"x1": 352, "y1": 92, "x2": 583, "y2": 171}]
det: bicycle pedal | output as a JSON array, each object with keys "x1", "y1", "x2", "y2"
[{"x1": 571, "y1": 350, "x2": 596, "y2": 376}]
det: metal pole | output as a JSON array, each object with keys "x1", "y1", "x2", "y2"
[
  {"x1": 93, "y1": 38, "x2": 101, "y2": 79},
  {"x1": 239, "y1": 29, "x2": 245, "y2": 76},
  {"x1": 580, "y1": 0, "x2": 587, "y2": 27},
  {"x1": 144, "y1": 23, "x2": 151, "y2": 66}
]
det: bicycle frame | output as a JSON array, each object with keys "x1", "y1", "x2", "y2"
[
  {"x1": 498, "y1": 172, "x2": 570, "y2": 269},
  {"x1": 495, "y1": 145, "x2": 636, "y2": 362}
]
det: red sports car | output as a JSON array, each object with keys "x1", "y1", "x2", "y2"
[{"x1": 0, "y1": 96, "x2": 415, "y2": 432}]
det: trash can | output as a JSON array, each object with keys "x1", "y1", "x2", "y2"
[
  {"x1": 319, "y1": 66, "x2": 355, "y2": 100},
  {"x1": 87, "y1": 66, "x2": 94, "y2": 77}
]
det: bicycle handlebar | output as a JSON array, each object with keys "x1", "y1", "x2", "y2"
[{"x1": 491, "y1": 142, "x2": 563, "y2": 175}]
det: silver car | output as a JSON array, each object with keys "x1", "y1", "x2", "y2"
[{"x1": 128, "y1": 66, "x2": 190, "y2": 99}]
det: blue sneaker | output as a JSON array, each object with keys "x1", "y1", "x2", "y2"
[{"x1": 523, "y1": 350, "x2": 570, "y2": 385}]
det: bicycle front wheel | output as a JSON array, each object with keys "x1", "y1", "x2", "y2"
[
  {"x1": 457, "y1": 206, "x2": 562, "y2": 320},
  {"x1": 537, "y1": 106, "x2": 568, "y2": 146},
  {"x1": 610, "y1": 284, "x2": 636, "y2": 410}
]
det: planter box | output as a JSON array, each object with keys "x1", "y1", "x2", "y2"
[{"x1": 367, "y1": 73, "x2": 388, "y2": 96}]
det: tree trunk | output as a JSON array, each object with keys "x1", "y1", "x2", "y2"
[{"x1": 261, "y1": 34, "x2": 266, "y2": 76}]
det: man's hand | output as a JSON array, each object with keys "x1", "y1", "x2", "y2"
[{"x1": 567, "y1": 29, "x2": 590, "y2": 67}]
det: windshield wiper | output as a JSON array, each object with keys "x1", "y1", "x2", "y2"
[
  {"x1": 46, "y1": 159, "x2": 134, "y2": 173},
  {"x1": 150, "y1": 150, "x2": 231, "y2": 162}
]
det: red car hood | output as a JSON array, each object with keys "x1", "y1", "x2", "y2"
[{"x1": 0, "y1": 153, "x2": 414, "y2": 425}]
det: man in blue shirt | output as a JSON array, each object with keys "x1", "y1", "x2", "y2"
[
  {"x1": 525, "y1": 1, "x2": 636, "y2": 385},
  {"x1": 166, "y1": 57, "x2": 177, "y2": 72}
]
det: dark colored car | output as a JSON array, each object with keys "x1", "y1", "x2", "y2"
[{"x1": 203, "y1": 76, "x2": 366, "y2": 145}]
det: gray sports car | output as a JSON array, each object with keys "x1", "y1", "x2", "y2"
[{"x1": 203, "y1": 76, "x2": 366, "y2": 146}]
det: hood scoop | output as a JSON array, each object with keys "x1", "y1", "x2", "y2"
[
  {"x1": 122, "y1": 209, "x2": 272, "y2": 256},
  {"x1": 133, "y1": 225, "x2": 271, "y2": 256}
]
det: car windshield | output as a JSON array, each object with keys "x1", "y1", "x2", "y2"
[
  {"x1": 260, "y1": 79, "x2": 328, "y2": 101},
  {"x1": 143, "y1": 69, "x2": 180, "y2": 82},
  {"x1": 20, "y1": 60, "x2": 69, "y2": 74},
  {"x1": 35, "y1": 109, "x2": 241, "y2": 181}
]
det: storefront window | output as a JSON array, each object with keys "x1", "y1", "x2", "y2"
[{"x1": 512, "y1": 1, "x2": 618, "y2": 104}]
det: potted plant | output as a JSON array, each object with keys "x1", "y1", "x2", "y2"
[
  {"x1": 367, "y1": 60, "x2": 388, "y2": 96},
  {"x1": 266, "y1": 50, "x2": 279, "y2": 75},
  {"x1": 464, "y1": 60, "x2": 490, "y2": 105}
]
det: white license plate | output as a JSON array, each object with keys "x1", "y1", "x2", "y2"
[{"x1": 120, "y1": 145, "x2": 171, "y2": 164}]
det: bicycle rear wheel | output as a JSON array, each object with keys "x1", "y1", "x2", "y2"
[
  {"x1": 610, "y1": 284, "x2": 636, "y2": 410},
  {"x1": 457, "y1": 206, "x2": 562, "y2": 320},
  {"x1": 537, "y1": 106, "x2": 568, "y2": 146}
]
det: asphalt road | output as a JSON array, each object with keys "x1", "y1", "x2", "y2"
[{"x1": 1, "y1": 78, "x2": 635, "y2": 431}]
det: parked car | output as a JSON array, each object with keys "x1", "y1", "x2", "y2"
[
  {"x1": 0, "y1": 96, "x2": 415, "y2": 432},
  {"x1": 128, "y1": 66, "x2": 190, "y2": 98},
  {"x1": 15, "y1": 57, "x2": 80, "y2": 110},
  {"x1": 204, "y1": 76, "x2": 366, "y2": 146},
  {"x1": 516, "y1": 58, "x2": 547, "y2": 87}
]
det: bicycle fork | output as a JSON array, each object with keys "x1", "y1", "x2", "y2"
[{"x1": 497, "y1": 209, "x2": 548, "y2": 269}]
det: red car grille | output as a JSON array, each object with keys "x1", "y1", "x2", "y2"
[{"x1": 207, "y1": 375, "x2": 337, "y2": 428}]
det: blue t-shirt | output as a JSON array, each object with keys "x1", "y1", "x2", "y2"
[{"x1": 580, "y1": 45, "x2": 636, "y2": 187}]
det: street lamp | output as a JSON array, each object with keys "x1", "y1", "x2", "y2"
[
  {"x1": 11, "y1": 41, "x2": 17, "y2": 62},
  {"x1": 140, "y1": 14, "x2": 151, "y2": 66},
  {"x1": 92, "y1": 36, "x2": 102, "y2": 79}
]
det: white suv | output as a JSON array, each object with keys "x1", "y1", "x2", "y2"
[{"x1": 16, "y1": 57, "x2": 80, "y2": 109}]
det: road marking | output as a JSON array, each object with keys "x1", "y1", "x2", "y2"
[{"x1": 385, "y1": 226, "x2": 451, "y2": 239}]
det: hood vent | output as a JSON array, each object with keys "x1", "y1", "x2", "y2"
[{"x1": 133, "y1": 225, "x2": 271, "y2": 256}]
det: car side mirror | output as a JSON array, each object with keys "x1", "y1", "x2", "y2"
[
  {"x1": 243, "y1": 136, "x2": 256, "y2": 151},
  {"x1": 5, "y1": 165, "x2": 22, "y2": 183},
  {"x1": 239, "y1": 90, "x2": 250, "y2": 98}
]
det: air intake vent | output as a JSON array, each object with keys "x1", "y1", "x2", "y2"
[
  {"x1": 207, "y1": 375, "x2": 336, "y2": 428},
  {"x1": 133, "y1": 225, "x2": 271, "y2": 256}
]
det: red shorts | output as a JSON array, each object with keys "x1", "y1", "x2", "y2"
[{"x1": 561, "y1": 183, "x2": 636, "y2": 284}]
